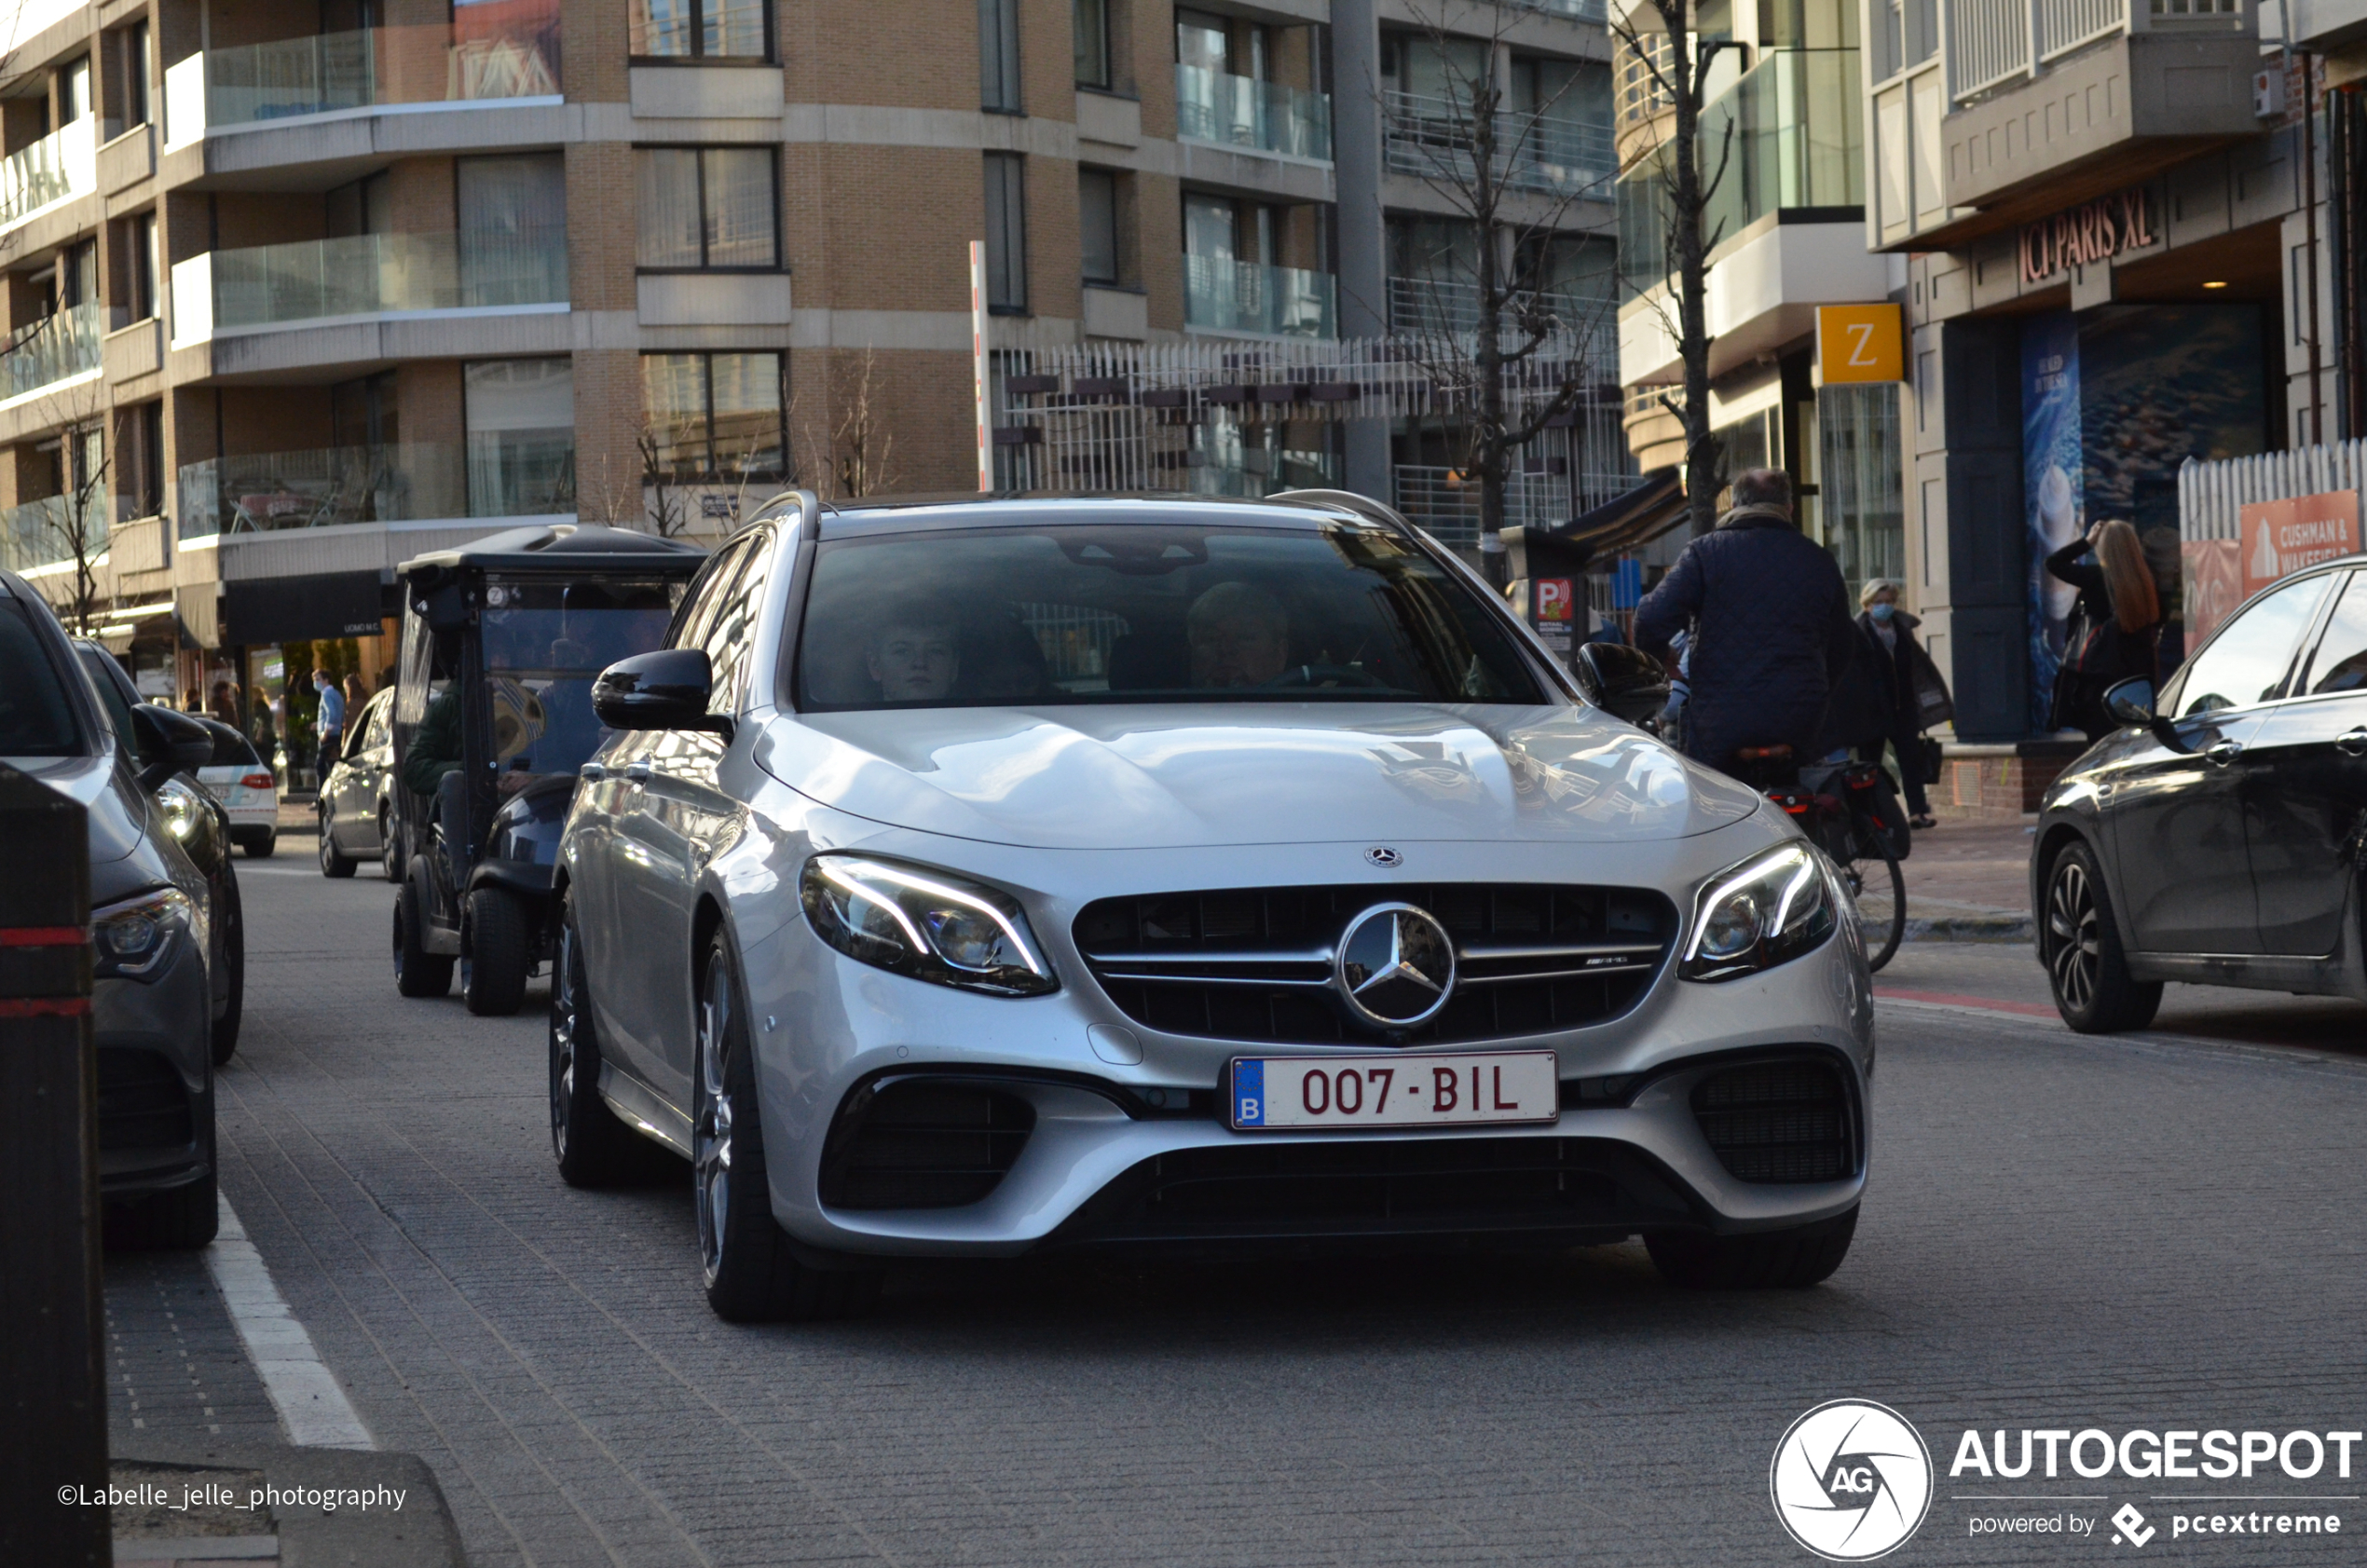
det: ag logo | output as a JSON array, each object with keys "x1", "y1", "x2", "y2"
[{"x1": 1771, "y1": 1399, "x2": 1934, "y2": 1561}]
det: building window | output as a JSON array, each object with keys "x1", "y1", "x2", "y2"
[
  {"x1": 458, "y1": 154, "x2": 568, "y2": 305},
  {"x1": 116, "y1": 21, "x2": 149, "y2": 128},
  {"x1": 1074, "y1": 0, "x2": 1109, "y2": 89},
  {"x1": 642, "y1": 351, "x2": 787, "y2": 481},
  {"x1": 980, "y1": 0, "x2": 1021, "y2": 112},
  {"x1": 983, "y1": 152, "x2": 1027, "y2": 311},
  {"x1": 1080, "y1": 168, "x2": 1119, "y2": 284},
  {"x1": 121, "y1": 401, "x2": 163, "y2": 519},
  {"x1": 463, "y1": 360, "x2": 575, "y2": 517},
  {"x1": 631, "y1": 0, "x2": 771, "y2": 60},
  {"x1": 636, "y1": 146, "x2": 779, "y2": 270},
  {"x1": 127, "y1": 210, "x2": 157, "y2": 320}
]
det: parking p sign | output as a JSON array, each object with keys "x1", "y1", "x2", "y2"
[{"x1": 1534, "y1": 578, "x2": 1575, "y2": 623}]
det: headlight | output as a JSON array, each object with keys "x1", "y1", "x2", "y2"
[
  {"x1": 800, "y1": 855, "x2": 1058, "y2": 997},
  {"x1": 92, "y1": 887, "x2": 202, "y2": 981},
  {"x1": 1678, "y1": 842, "x2": 1835, "y2": 982}
]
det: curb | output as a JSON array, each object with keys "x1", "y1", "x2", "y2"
[{"x1": 1900, "y1": 913, "x2": 2033, "y2": 943}]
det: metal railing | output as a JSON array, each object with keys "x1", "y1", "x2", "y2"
[
  {"x1": 1385, "y1": 89, "x2": 1617, "y2": 197},
  {"x1": 165, "y1": 0, "x2": 561, "y2": 141},
  {"x1": 1616, "y1": 32, "x2": 1676, "y2": 128},
  {"x1": 0, "y1": 121, "x2": 96, "y2": 232},
  {"x1": 1948, "y1": 0, "x2": 2246, "y2": 103},
  {"x1": 1388, "y1": 275, "x2": 1617, "y2": 344},
  {"x1": 1183, "y1": 255, "x2": 1337, "y2": 338},
  {"x1": 173, "y1": 226, "x2": 568, "y2": 339},
  {"x1": 0, "y1": 491, "x2": 110, "y2": 576},
  {"x1": 1394, "y1": 465, "x2": 1578, "y2": 549},
  {"x1": 175, "y1": 437, "x2": 574, "y2": 541},
  {"x1": 0, "y1": 304, "x2": 103, "y2": 402},
  {"x1": 1174, "y1": 64, "x2": 1332, "y2": 160}
]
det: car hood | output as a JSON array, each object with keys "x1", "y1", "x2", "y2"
[
  {"x1": 757, "y1": 703, "x2": 1761, "y2": 851},
  {"x1": 5, "y1": 752, "x2": 145, "y2": 864}
]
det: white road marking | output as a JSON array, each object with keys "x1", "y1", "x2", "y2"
[{"x1": 203, "y1": 1195, "x2": 375, "y2": 1450}]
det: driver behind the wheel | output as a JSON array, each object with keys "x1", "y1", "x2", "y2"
[
  {"x1": 1187, "y1": 581, "x2": 1290, "y2": 689},
  {"x1": 869, "y1": 613, "x2": 961, "y2": 702}
]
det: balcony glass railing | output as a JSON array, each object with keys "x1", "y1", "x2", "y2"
[
  {"x1": 1175, "y1": 64, "x2": 1332, "y2": 160},
  {"x1": 1388, "y1": 276, "x2": 1617, "y2": 361},
  {"x1": 1618, "y1": 48, "x2": 1861, "y2": 293},
  {"x1": 0, "y1": 491, "x2": 111, "y2": 576},
  {"x1": 1384, "y1": 91, "x2": 1616, "y2": 198},
  {"x1": 173, "y1": 226, "x2": 568, "y2": 339},
  {"x1": 0, "y1": 121, "x2": 97, "y2": 231},
  {"x1": 1506, "y1": 0, "x2": 1609, "y2": 17},
  {"x1": 0, "y1": 303, "x2": 104, "y2": 402},
  {"x1": 175, "y1": 437, "x2": 575, "y2": 542},
  {"x1": 165, "y1": 0, "x2": 562, "y2": 139},
  {"x1": 1183, "y1": 254, "x2": 1336, "y2": 338}
]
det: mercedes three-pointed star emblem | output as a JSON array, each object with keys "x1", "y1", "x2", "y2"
[{"x1": 1334, "y1": 903, "x2": 1457, "y2": 1029}]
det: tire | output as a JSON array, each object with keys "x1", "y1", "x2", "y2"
[
  {"x1": 394, "y1": 878, "x2": 454, "y2": 998},
  {"x1": 461, "y1": 886, "x2": 531, "y2": 1016},
  {"x1": 1646, "y1": 1207, "x2": 1857, "y2": 1289},
  {"x1": 694, "y1": 935, "x2": 881, "y2": 1323},
  {"x1": 550, "y1": 894, "x2": 648, "y2": 1187},
  {"x1": 210, "y1": 870, "x2": 244, "y2": 1067},
  {"x1": 319, "y1": 806, "x2": 358, "y2": 878},
  {"x1": 242, "y1": 829, "x2": 275, "y2": 859},
  {"x1": 379, "y1": 809, "x2": 404, "y2": 882},
  {"x1": 2041, "y1": 841, "x2": 2162, "y2": 1033},
  {"x1": 108, "y1": 1111, "x2": 220, "y2": 1251},
  {"x1": 1841, "y1": 834, "x2": 1906, "y2": 974}
]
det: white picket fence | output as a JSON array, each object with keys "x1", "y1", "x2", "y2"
[{"x1": 2179, "y1": 439, "x2": 2367, "y2": 542}]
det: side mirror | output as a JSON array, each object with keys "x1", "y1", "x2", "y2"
[
  {"x1": 131, "y1": 703, "x2": 214, "y2": 792},
  {"x1": 592, "y1": 649, "x2": 734, "y2": 741},
  {"x1": 2102, "y1": 677, "x2": 2155, "y2": 727},
  {"x1": 1573, "y1": 642, "x2": 1671, "y2": 727}
]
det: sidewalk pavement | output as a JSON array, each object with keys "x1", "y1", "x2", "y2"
[{"x1": 1897, "y1": 815, "x2": 2035, "y2": 943}]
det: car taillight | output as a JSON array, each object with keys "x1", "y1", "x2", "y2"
[{"x1": 241, "y1": 772, "x2": 275, "y2": 790}]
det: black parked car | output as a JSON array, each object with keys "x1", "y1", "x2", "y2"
[
  {"x1": 5, "y1": 579, "x2": 223, "y2": 1247},
  {"x1": 2034, "y1": 555, "x2": 2367, "y2": 1030}
]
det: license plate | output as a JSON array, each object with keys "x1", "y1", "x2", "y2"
[{"x1": 1228, "y1": 1051, "x2": 1559, "y2": 1132}]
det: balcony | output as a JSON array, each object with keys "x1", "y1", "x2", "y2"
[
  {"x1": 0, "y1": 122, "x2": 97, "y2": 234},
  {"x1": 1505, "y1": 0, "x2": 1609, "y2": 19},
  {"x1": 162, "y1": 0, "x2": 562, "y2": 143},
  {"x1": 1174, "y1": 64, "x2": 1332, "y2": 161},
  {"x1": 1183, "y1": 255, "x2": 1336, "y2": 338},
  {"x1": 0, "y1": 491, "x2": 110, "y2": 578},
  {"x1": 176, "y1": 439, "x2": 575, "y2": 543},
  {"x1": 1384, "y1": 91, "x2": 1616, "y2": 199},
  {"x1": 1389, "y1": 275, "x2": 1616, "y2": 346},
  {"x1": 0, "y1": 304, "x2": 105, "y2": 405},
  {"x1": 1948, "y1": 0, "x2": 2246, "y2": 102},
  {"x1": 171, "y1": 227, "x2": 568, "y2": 344}
]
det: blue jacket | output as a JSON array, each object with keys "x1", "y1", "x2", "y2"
[
  {"x1": 1633, "y1": 507, "x2": 1857, "y2": 770},
  {"x1": 314, "y1": 683, "x2": 346, "y2": 736}
]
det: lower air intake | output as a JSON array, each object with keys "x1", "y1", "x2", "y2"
[
  {"x1": 1690, "y1": 1056, "x2": 1856, "y2": 1184},
  {"x1": 818, "y1": 1078, "x2": 1036, "y2": 1210}
]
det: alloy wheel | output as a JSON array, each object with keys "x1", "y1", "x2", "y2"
[
  {"x1": 692, "y1": 967, "x2": 734, "y2": 1286},
  {"x1": 2047, "y1": 859, "x2": 2100, "y2": 1012},
  {"x1": 550, "y1": 924, "x2": 579, "y2": 1160}
]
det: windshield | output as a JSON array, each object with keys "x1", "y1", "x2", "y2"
[
  {"x1": 795, "y1": 522, "x2": 1547, "y2": 711},
  {"x1": 480, "y1": 577, "x2": 681, "y2": 778}
]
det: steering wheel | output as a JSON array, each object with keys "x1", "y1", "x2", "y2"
[{"x1": 1261, "y1": 662, "x2": 1390, "y2": 690}]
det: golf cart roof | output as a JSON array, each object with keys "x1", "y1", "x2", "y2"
[{"x1": 396, "y1": 524, "x2": 709, "y2": 580}]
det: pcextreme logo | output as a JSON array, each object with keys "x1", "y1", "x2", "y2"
[{"x1": 1772, "y1": 1400, "x2": 1936, "y2": 1561}]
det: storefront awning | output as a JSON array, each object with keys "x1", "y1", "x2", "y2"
[
  {"x1": 1498, "y1": 470, "x2": 1688, "y2": 579},
  {"x1": 219, "y1": 571, "x2": 389, "y2": 648}
]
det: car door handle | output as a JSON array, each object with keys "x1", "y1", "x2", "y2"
[
  {"x1": 2205, "y1": 739, "x2": 2245, "y2": 765},
  {"x1": 580, "y1": 763, "x2": 607, "y2": 782},
  {"x1": 2340, "y1": 728, "x2": 2367, "y2": 757},
  {"x1": 623, "y1": 762, "x2": 653, "y2": 784}
]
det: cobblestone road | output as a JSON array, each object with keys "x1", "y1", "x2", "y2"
[{"x1": 108, "y1": 852, "x2": 2367, "y2": 1567}]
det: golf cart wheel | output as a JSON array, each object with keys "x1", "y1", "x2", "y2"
[
  {"x1": 394, "y1": 877, "x2": 454, "y2": 998},
  {"x1": 461, "y1": 886, "x2": 532, "y2": 1016}
]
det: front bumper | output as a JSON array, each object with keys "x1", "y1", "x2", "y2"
[
  {"x1": 739, "y1": 866, "x2": 1873, "y2": 1259},
  {"x1": 91, "y1": 937, "x2": 214, "y2": 1197}
]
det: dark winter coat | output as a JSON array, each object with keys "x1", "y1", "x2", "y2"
[{"x1": 1632, "y1": 505, "x2": 1858, "y2": 771}]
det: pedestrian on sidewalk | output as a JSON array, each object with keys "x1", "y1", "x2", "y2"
[
  {"x1": 1633, "y1": 468, "x2": 1857, "y2": 776},
  {"x1": 311, "y1": 668, "x2": 347, "y2": 769},
  {"x1": 2045, "y1": 519, "x2": 2162, "y2": 743},
  {"x1": 1858, "y1": 579, "x2": 1947, "y2": 829}
]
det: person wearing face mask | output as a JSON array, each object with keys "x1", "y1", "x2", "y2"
[{"x1": 1859, "y1": 579, "x2": 1945, "y2": 828}]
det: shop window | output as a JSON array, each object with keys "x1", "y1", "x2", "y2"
[
  {"x1": 636, "y1": 146, "x2": 779, "y2": 270},
  {"x1": 640, "y1": 351, "x2": 787, "y2": 482}
]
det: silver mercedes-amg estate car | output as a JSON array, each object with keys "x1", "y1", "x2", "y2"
[{"x1": 552, "y1": 492, "x2": 1873, "y2": 1320}]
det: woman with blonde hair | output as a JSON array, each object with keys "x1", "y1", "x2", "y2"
[{"x1": 2045, "y1": 518, "x2": 2164, "y2": 742}]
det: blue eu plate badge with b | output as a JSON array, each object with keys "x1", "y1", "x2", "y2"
[{"x1": 1233, "y1": 1059, "x2": 1264, "y2": 1127}]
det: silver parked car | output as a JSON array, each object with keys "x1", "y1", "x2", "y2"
[{"x1": 554, "y1": 494, "x2": 1874, "y2": 1320}]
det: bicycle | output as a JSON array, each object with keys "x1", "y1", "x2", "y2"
[{"x1": 1730, "y1": 745, "x2": 1908, "y2": 973}]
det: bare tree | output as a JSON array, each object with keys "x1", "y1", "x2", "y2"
[
  {"x1": 14, "y1": 372, "x2": 116, "y2": 634},
  {"x1": 799, "y1": 347, "x2": 898, "y2": 500},
  {"x1": 1376, "y1": 3, "x2": 1622, "y2": 578},
  {"x1": 1607, "y1": 2, "x2": 1738, "y2": 537},
  {"x1": 635, "y1": 422, "x2": 692, "y2": 538}
]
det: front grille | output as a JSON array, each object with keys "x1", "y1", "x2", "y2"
[
  {"x1": 818, "y1": 1078, "x2": 1036, "y2": 1210},
  {"x1": 1054, "y1": 1137, "x2": 1698, "y2": 1247},
  {"x1": 97, "y1": 1049, "x2": 192, "y2": 1152},
  {"x1": 1690, "y1": 1057, "x2": 1856, "y2": 1183},
  {"x1": 1074, "y1": 883, "x2": 1676, "y2": 1045}
]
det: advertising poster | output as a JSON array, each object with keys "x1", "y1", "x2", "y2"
[{"x1": 2021, "y1": 313, "x2": 2083, "y2": 732}]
